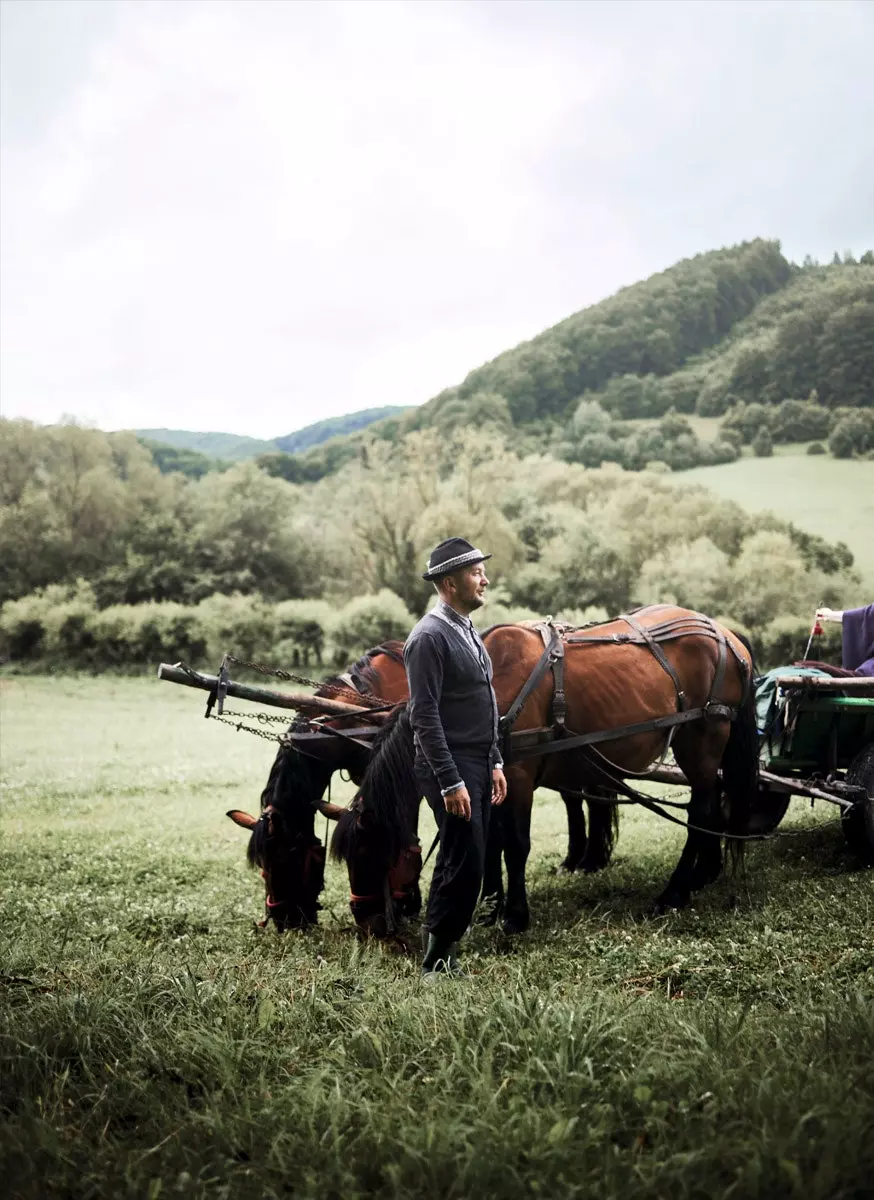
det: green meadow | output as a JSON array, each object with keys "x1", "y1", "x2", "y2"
[
  {"x1": 680, "y1": 453, "x2": 874, "y2": 589},
  {"x1": 2, "y1": 676, "x2": 873, "y2": 1199}
]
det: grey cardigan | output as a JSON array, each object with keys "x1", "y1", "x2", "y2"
[{"x1": 403, "y1": 604, "x2": 501, "y2": 792}]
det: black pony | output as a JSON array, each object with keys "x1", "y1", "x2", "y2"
[
  {"x1": 226, "y1": 642, "x2": 408, "y2": 930},
  {"x1": 329, "y1": 705, "x2": 423, "y2": 937}
]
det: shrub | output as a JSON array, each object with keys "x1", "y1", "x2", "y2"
[
  {"x1": 752, "y1": 427, "x2": 773, "y2": 457},
  {"x1": 195, "y1": 593, "x2": 277, "y2": 665},
  {"x1": 807, "y1": 441, "x2": 826, "y2": 455},
  {"x1": 770, "y1": 399, "x2": 832, "y2": 443},
  {"x1": 327, "y1": 590, "x2": 415, "y2": 667},
  {"x1": 274, "y1": 599, "x2": 333, "y2": 667},
  {"x1": 828, "y1": 410, "x2": 874, "y2": 458}
]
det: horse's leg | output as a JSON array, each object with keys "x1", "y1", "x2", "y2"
[
  {"x1": 658, "y1": 728, "x2": 726, "y2": 908},
  {"x1": 558, "y1": 790, "x2": 587, "y2": 872},
  {"x1": 580, "y1": 792, "x2": 618, "y2": 873},
  {"x1": 477, "y1": 802, "x2": 505, "y2": 925},
  {"x1": 501, "y1": 773, "x2": 534, "y2": 935}
]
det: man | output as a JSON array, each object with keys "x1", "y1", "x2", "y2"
[{"x1": 404, "y1": 536, "x2": 508, "y2": 980}]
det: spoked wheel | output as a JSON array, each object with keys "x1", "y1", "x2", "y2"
[{"x1": 841, "y1": 744, "x2": 874, "y2": 864}]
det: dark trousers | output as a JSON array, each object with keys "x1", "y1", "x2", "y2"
[{"x1": 415, "y1": 751, "x2": 492, "y2": 943}]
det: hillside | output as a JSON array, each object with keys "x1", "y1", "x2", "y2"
[
  {"x1": 285, "y1": 244, "x2": 872, "y2": 482},
  {"x1": 135, "y1": 429, "x2": 276, "y2": 460},
  {"x1": 680, "y1": 452, "x2": 874, "y2": 590},
  {"x1": 274, "y1": 406, "x2": 410, "y2": 454}
]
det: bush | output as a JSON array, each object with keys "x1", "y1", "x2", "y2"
[
  {"x1": 752, "y1": 427, "x2": 773, "y2": 457},
  {"x1": 807, "y1": 441, "x2": 826, "y2": 455},
  {"x1": 828, "y1": 410, "x2": 874, "y2": 458},
  {"x1": 770, "y1": 399, "x2": 832, "y2": 443},
  {"x1": 327, "y1": 590, "x2": 415, "y2": 667},
  {"x1": 721, "y1": 402, "x2": 772, "y2": 444},
  {"x1": 195, "y1": 593, "x2": 277, "y2": 665},
  {"x1": 274, "y1": 599, "x2": 333, "y2": 667}
]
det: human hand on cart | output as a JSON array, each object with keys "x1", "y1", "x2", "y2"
[{"x1": 815, "y1": 607, "x2": 844, "y2": 625}]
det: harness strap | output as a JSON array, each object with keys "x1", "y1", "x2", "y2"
[
  {"x1": 620, "y1": 613, "x2": 687, "y2": 711},
  {"x1": 499, "y1": 629, "x2": 556, "y2": 733},
  {"x1": 538, "y1": 621, "x2": 566, "y2": 728},
  {"x1": 508, "y1": 704, "x2": 733, "y2": 764}
]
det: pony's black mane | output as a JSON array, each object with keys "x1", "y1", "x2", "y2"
[
  {"x1": 289, "y1": 640, "x2": 405, "y2": 732},
  {"x1": 330, "y1": 702, "x2": 417, "y2": 867}
]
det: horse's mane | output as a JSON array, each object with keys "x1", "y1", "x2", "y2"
[{"x1": 330, "y1": 703, "x2": 416, "y2": 867}]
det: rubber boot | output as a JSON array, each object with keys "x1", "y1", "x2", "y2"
[{"x1": 421, "y1": 934, "x2": 470, "y2": 981}]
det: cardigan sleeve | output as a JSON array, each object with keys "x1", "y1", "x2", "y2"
[{"x1": 404, "y1": 630, "x2": 463, "y2": 791}]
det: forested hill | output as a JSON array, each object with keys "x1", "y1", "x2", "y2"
[
  {"x1": 135, "y1": 429, "x2": 276, "y2": 460},
  {"x1": 274, "y1": 406, "x2": 410, "y2": 453},
  {"x1": 279, "y1": 241, "x2": 872, "y2": 481},
  {"x1": 135, "y1": 406, "x2": 410, "y2": 465}
]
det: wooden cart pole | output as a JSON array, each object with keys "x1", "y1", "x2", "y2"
[{"x1": 156, "y1": 663, "x2": 373, "y2": 717}]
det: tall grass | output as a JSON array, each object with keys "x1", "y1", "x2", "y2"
[{"x1": 2, "y1": 678, "x2": 872, "y2": 1199}]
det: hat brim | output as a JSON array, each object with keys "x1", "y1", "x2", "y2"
[{"x1": 422, "y1": 551, "x2": 491, "y2": 581}]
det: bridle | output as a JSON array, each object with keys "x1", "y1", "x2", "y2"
[
  {"x1": 349, "y1": 842, "x2": 422, "y2": 936},
  {"x1": 257, "y1": 808, "x2": 326, "y2": 927}
]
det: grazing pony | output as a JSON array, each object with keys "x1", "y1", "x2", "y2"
[
  {"x1": 332, "y1": 606, "x2": 758, "y2": 935},
  {"x1": 226, "y1": 642, "x2": 408, "y2": 929}
]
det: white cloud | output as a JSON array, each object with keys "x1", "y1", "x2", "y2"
[{"x1": 1, "y1": 0, "x2": 872, "y2": 437}]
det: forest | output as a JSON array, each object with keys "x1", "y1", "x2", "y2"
[{"x1": 0, "y1": 418, "x2": 857, "y2": 673}]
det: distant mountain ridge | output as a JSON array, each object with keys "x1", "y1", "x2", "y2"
[{"x1": 136, "y1": 405, "x2": 410, "y2": 461}]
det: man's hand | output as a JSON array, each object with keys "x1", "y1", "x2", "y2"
[
  {"x1": 444, "y1": 785, "x2": 472, "y2": 821},
  {"x1": 491, "y1": 768, "x2": 507, "y2": 806}
]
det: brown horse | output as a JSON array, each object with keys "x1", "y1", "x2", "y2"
[
  {"x1": 226, "y1": 642, "x2": 409, "y2": 929},
  {"x1": 224, "y1": 633, "x2": 617, "y2": 934},
  {"x1": 332, "y1": 606, "x2": 758, "y2": 933}
]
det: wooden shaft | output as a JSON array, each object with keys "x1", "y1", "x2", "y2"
[
  {"x1": 770, "y1": 675, "x2": 874, "y2": 692},
  {"x1": 156, "y1": 663, "x2": 372, "y2": 716}
]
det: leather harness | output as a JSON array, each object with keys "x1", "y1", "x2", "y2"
[{"x1": 499, "y1": 608, "x2": 750, "y2": 765}]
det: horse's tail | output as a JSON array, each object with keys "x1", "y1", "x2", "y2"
[
  {"x1": 721, "y1": 632, "x2": 759, "y2": 868},
  {"x1": 330, "y1": 703, "x2": 417, "y2": 867}
]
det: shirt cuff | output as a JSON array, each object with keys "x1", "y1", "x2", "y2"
[{"x1": 440, "y1": 780, "x2": 465, "y2": 797}]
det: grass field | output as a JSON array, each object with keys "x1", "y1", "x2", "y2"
[
  {"x1": 680, "y1": 453, "x2": 874, "y2": 589},
  {"x1": 2, "y1": 677, "x2": 873, "y2": 1199}
]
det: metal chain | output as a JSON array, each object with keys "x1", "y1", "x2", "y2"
[
  {"x1": 224, "y1": 653, "x2": 385, "y2": 706},
  {"x1": 221, "y1": 708, "x2": 294, "y2": 724},
  {"x1": 208, "y1": 712, "x2": 290, "y2": 743}
]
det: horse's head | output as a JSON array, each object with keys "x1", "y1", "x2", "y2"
[
  {"x1": 330, "y1": 705, "x2": 422, "y2": 938},
  {"x1": 227, "y1": 743, "x2": 343, "y2": 931}
]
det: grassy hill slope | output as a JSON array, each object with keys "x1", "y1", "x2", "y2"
[{"x1": 680, "y1": 453, "x2": 874, "y2": 589}]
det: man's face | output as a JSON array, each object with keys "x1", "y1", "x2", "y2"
[{"x1": 446, "y1": 562, "x2": 489, "y2": 612}]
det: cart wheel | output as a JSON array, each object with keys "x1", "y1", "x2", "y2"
[
  {"x1": 746, "y1": 783, "x2": 791, "y2": 838},
  {"x1": 842, "y1": 744, "x2": 874, "y2": 864}
]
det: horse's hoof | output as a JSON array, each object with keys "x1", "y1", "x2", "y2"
[
  {"x1": 501, "y1": 911, "x2": 530, "y2": 936},
  {"x1": 580, "y1": 858, "x2": 608, "y2": 875},
  {"x1": 556, "y1": 859, "x2": 580, "y2": 875},
  {"x1": 654, "y1": 889, "x2": 689, "y2": 914},
  {"x1": 689, "y1": 866, "x2": 721, "y2": 891}
]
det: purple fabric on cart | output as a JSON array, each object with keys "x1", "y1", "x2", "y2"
[{"x1": 842, "y1": 604, "x2": 874, "y2": 676}]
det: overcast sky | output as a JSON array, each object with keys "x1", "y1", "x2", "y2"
[{"x1": 1, "y1": 0, "x2": 872, "y2": 439}]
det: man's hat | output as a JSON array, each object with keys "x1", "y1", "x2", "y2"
[{"x1": 422, "y1": 537, "x2": 491, "y2": 581}]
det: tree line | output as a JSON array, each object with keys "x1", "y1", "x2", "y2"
[{"x1": 1, "y1": 419, "x2": 862, "y2": 672}]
